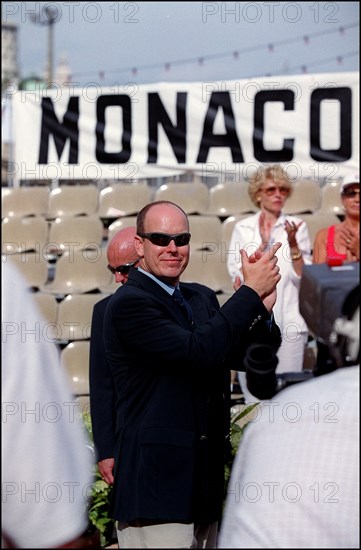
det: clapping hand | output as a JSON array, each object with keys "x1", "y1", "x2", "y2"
[
  {"x1": 339, "y1": 225, "x2": 359, "y2": 259},
  {"x1": 284, "y1": 219, "x2": 303, "y2": 246},
  {"x1": 236, "y1": 242, "x2": 281, "y2": 310},
  {"x1": 234, "y1": 273, "x2": 277, "y2": 313}
]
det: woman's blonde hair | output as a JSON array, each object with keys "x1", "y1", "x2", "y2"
[{"x1": 248, "y1": 165, "x2": 293, "y2": 206}]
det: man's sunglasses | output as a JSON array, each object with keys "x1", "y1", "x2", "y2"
[
  {"x1": 138, "y1": 232, "x2": 191, "y2": 247},
  {"x1": 107, "y1": 259, "x2": 139, "y2": 275},
  {"x1": 342, "y1": 188, "x2": 360, "y2": 198}
]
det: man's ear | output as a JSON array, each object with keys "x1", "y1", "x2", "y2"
[{"x1": 134, "y1": 235, "x2": 144, "y2": 257}]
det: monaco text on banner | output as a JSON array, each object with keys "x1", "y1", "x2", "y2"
[{"x1": 10, "y1": 72, "x2": 359, "y2": 182}]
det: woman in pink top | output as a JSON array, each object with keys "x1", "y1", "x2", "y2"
[
  {"x1": 313, "y1": 174, "x2": 360, "y2": 264},
  {"x1": 313, "y1": 173, "x2": 359, "y2": 374}
]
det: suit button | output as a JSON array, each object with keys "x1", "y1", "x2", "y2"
[{"x1": 200, "y1": 435, "x2": 207, "y2": 440}]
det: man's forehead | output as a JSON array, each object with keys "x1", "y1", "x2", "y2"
[{"x1": 145, "y1": 204, "x2": 188, "y2": 226}]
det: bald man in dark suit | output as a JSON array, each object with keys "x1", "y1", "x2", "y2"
[
  {"x1": 104, "y1": 201, "x2": 282, "y2": 548},
  {"x1": 89, "y1": 227, "x2": 139, "y2": 484}
]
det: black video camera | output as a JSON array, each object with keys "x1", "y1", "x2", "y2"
[{"x1": 245, "y1": 262, "x2": 360, "y2": 400}]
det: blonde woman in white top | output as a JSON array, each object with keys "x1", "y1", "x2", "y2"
[{"x1": 227, "y1": 165, "x2": 312, "y2": 376}]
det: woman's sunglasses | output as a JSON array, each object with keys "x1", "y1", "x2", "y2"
[
  {"x1": 260, "y1": 186, "x2": 290, "y2": 197},
  {"x1": 342, "y1": 188, "x2": 360, "y2": 198}
]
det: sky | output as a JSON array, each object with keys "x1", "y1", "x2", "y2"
[{"x1": 2, "y1": 1, "x2": 359, "y2": 86}]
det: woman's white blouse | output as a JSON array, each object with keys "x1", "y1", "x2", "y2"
[{"x1": 227, "y1": 211, "x2": 312, "y2": 335}]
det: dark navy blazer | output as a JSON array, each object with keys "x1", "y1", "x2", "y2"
[
  {"x1": 89, "y1": 295, "x2": 116, "y2": 461},
  {"x1": 103, "y1": 268, "x2": 280, "y2": 524}
]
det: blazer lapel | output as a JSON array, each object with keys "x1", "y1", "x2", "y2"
[{"x1": 128, "y1": 269, "x2": 192, "y2": 328}]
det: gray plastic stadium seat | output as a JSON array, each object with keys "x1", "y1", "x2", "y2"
[
  {"x1": 56, "y1": 294, "x2": 107, "y2": 342},
  {"x1": 39, "y1": 248, "x2": 110, "y2": 297},
  {"x1": 205, "y1": 182, "x2": 256, "y2": 217},
  {"x1": 32, "y1": 293, "x2": 59, "y2": 340},
  {"x1": 2, "y1": 216, "x2": 49, "y2": 254},
  {"x1": 5, "y1": 253, "x2": 49, "y2": 290},
  {"x1": 283, "y1": 179, "x2": 322, "y2": 214},
  {"x1": 2, "y1": 186, "x2": 50, "y2": 218},
  {"x1": 182, "y1": 248, "x2": 233, "y2": 293},
  {"x1": 188, "y1": 215, "x2": 222, "y2": 250},
  {"x1": 153, "y1": 182, "x2": 209, "y2": 214},
  {"x1": 299, "y1": 212, "x2": 341, "y2": 249},
  {"x1": 46, "y1": 215, "x2": 104, "y2": 257},
  {"x1": 107, "y1": 216, "x2": 137, "y2": 242},
  {"x1": 98, "y1": 183, "x2": 152, "y2": 219},
  {"x1": 318, "y1": 181, "x2": 343, "y2": 216},
  {"x1": 60, "y1": 341, "x2": 90, "y2": 396},
  {"x1": 46, "y1": 184, "x2": 99, "y2": 219},
  {"x1": 221, "y1": 214, "x2": 252, "y2": 251}
]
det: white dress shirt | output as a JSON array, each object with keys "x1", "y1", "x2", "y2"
[{"x1": 219, "y1": 365, "x2": 360, "y2": 548}]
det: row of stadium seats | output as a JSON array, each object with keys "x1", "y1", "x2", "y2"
[
  {"x1": 30, "y1": 293, "x2": 108, "y2": 344},
  {"x1": 3, "y1": 209, "x2": 340, "y2": 295},
  {"x1": 107, "y1": 212, "x2": 341, "y2": 252},
  {"x1": 2, "y1": 208, "x2": 341, "y2": 261},
  {"x1": 4, "y1": 246, "x2": 235, "y2": 298},
  {"x1": 18, "y1": 286, "x2": 240, "y2": 349},
  {"x1": 3, "y1": 208, "x2": 340, "y2": 298},
  {"x1": 2, "y1": 179, "x2": 344, "y2": 220}
]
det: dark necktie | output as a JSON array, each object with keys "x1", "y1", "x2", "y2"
[{"x1": 173, "y1": 288, "x2": 194, "y2": 325}]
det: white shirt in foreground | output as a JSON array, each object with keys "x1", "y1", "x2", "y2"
[
  {"x1": 2, "y1": 261, "x2": 94, "y2": 548},
  {"x1": 219, "y1": 366, "x2": 360, "y2": 548}
]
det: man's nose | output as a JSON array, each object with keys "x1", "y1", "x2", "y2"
[{"x1": 167, "y1": 239, "x2": 178, "y2": 251}]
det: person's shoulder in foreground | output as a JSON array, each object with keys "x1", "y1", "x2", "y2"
[
  {"x1": 219, "y1": 365, "x2": 360, "y2": 549},
  {"x1": 2, "y1": 260, "x2": 94, "y2": 549}
]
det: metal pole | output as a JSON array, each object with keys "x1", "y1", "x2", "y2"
[
  {"x1": 7, "y1": 88, "x2": 17, "y2": 187},
  {"x1": 31, "y1": 7, "x2": 58, "y2": 86},
  {"x1": 48, "y1": 21, "x2": 53, "y2": 86}
]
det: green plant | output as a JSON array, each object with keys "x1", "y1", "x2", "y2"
[
  {"x1": 224, "y1": 402, "x2": 259, "y2": 499},
  {"x1": 82, "y1": 412, "x2": 114, "y2": 547}
]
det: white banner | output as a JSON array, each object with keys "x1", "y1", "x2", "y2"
[{"x1": 10, "y1": 72, "x2": 359, "y2": 182}]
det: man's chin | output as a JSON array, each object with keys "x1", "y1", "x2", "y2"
[{"x1": 158, "y1": 270, "x2": 182, "y2": 284}]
